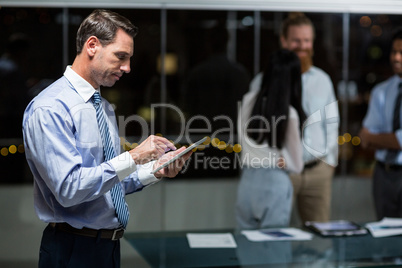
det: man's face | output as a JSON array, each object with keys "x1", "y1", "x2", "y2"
[
  {"x1": 280, "y1": 24, "x2": 314, "y2": 72},
  {"x1": 390, "y1": 39, "x2": 402, "y2": 77},
  {"x1": 92, "y1": 28, "x2": 134, "y2": 88}
]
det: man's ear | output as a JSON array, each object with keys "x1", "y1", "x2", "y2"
[{"x1": 85, "y1": 36, "x2": 99, "y2": 57}]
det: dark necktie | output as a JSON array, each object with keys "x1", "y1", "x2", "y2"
[
  {"x1": 92, "y1": 91, "x2": 129, "y2": 228},
  {"x1": 385, "y1": 82, "x2": 402, "y2": 164}
]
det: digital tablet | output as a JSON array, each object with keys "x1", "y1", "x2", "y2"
[
  {"x1": 304, "y1": 220, "x2": 368, "y2": 237},
  {"x1": 151, "y1": 137, "x2": 207, "y2": 174}
]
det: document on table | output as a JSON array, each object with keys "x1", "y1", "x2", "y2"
[
  {"x1": 241, "y1": 228, "x2": 313, "y2": 242},
  {"x1": 366, "y1": 217, "x2": 402, "y2": 238},
  {"x1": 186, "y1": 233, "x2": 237, "y2": 248}
]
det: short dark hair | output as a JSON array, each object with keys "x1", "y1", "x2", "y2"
[
  {"x1": 281, "y1": 12, "x2": 315, "y2": 39},
  {"x1": 76, "y1": 9, "x2": 138, "y2": 54},
  {"x1": 391, "y1": 27, "x2": 402, "y2": 44}
]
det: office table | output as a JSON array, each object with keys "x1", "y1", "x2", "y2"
[{"x1": 125, "y1": 229, "x2": 402, "y2": 267}]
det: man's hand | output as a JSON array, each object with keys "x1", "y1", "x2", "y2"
[
  {"x1": 153, "y1": 146, "x2": 193, "y2": 178},
  {"x1": 359, "y1": 127, "x2": 371, "y2": 148},
  {"x1": 129, "y1": 135, "x2": 176, "y2": 165},
  {"x1": 359, "y1": 127, "x2": 400, "y2": 150}
]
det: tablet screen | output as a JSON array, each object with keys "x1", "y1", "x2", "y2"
[
  {"x1": 150, "y1": 137, "x2": 207, "y2": 174},
  {"x1": 305, "y1": 220, "x2": 368, "y2": 236},
  {"x1": 311, "y1": 221, "x2": 360, "y2": 231}
]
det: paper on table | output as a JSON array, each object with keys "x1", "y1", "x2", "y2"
[
  {"x1": 241, "y1": 228, "x2": 313, "y2": 242},
  {"x1": 186, "y1": 233, "x2": 237, "y2": 248},
  {"x1": 366, "y1": 217, "x2": 402, "y2": 238}
]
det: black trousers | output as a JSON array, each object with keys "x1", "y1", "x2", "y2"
[
  {"x1": 39, "y1": 224, "x2": 121, "y2": 268},
  {"x1": 373, "y1": 162, "x2": 402, "y2": 220}
]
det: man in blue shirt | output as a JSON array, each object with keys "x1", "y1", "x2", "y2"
[
  {"x1": 22, "y1": 9, "x2": 192, "y2": 267},
  {"x1": 360, "y1": 28, "x2": 402, "y2": 220}
]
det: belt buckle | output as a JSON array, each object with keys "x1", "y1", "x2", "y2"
[
  {"x1": 385, "y1": 164, "x2": 391, "y2": 172},
  {"x1": 112, "y1": 228, "x2": 124, "y2": 241},
  {"x1": 382, "y1": 163, "x2": 392, "y2": 172}
]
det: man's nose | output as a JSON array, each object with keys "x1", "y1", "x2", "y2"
[
  {"x1": 121, "y1": 61, "x2": 131, "y2": 73},
  {"x1": 395, "y1": 52, "x2": 402, "y2": 61},
  {"x1": 300, "y1": 41, "x2": 310, "y2": 50}
]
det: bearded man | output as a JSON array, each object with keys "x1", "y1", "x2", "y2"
[{"x1": 280, "y1": 13, "x2": 339, "y2": 223}]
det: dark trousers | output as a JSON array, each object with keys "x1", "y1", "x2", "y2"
[
  {"x1": 39, "y1": 224, "x2": 121, "y2": 268},
  {"x1": 373, "y1": 162, "x2": 402, "y2": 220}
]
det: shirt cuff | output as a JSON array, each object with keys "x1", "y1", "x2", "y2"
[
  {"x1": 109, "y1": 151, "x2": 137, "y2": 182},
  {"x1": 138, "y1": 160, "x2": 160, "y2": 186}
]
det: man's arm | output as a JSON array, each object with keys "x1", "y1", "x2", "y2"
[
  {"x1": 359, "y1": 127, "x2": 400, "y2": 150},
  {"x1": 360, "y1": 80, "x2": 401, "y2": 150}
]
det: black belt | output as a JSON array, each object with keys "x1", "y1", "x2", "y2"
[
  {"x1": 49, "y1": 222, "x2": 124, "y2": 241},
  {"x1": 304, "y1": 160, "x2": 319, "y2": 169},
  {"x1": 377, "y1": 161, "x2": 402, "y2": 172}
]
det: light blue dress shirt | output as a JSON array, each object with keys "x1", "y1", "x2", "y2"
[
  {"x1": 363, "y1": 75, "x2": 402, "y2": 164},
  {"x1": 22, "y1": 66, "x2": 158, "y2": 230}
]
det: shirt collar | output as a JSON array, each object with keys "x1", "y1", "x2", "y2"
[
  {"x1": 64, "y1": 65, "x2": 100, "y2": 103},
  {"x1": 395, "y1": 74, "x2": 402, "y2": 85},
  {"x1": 303, "y1": 65, "x2": 315, "y2": 75}
]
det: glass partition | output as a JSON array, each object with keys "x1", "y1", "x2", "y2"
[
  {"x1": 346, "y1": 14, "x2": 402, "y2": 176},
  {"x1": 4, "y1": 7, "x2": 385, "y2": 182},
  {"x1": 1, "y1": 4, "x2": 399, "y2": 230},
  {"x1": 0, "y1": 7, "x2": 63, "y2": 183},
  {"x1": 164, "y1": 9, "x2": 254, "y2": 178}
]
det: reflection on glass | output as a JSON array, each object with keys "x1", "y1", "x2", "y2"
[
  {"x1": 0, "y1": 7, "x2": 63, "y2": 184},
  {"x1": 2, "y1": 7, "x2": 402, "y2": 182}
]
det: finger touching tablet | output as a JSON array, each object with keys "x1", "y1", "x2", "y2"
[{"x1": 151, "y1": 137, "x2": 207, "y2": 174}]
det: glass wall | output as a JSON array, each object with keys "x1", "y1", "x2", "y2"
[
  {"x1": 0, "y1": 6, "x2": 400, "y2": 183},
  {"x1": 346, "y1": 13, "x2": 400, "y2": 176},
  {"x1": 0, "y1": 7, "x2": 63, "y2": 183}
]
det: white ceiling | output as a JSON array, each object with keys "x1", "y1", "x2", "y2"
[{"x1": 1, "y1": 0, "x2": 402, "y2": 14}]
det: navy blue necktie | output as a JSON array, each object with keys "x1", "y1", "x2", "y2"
[
  {"x1": 386, "y1": 82, "x2": 402, "y2": 164},
  {"x1": 92, "y1": 91, "x2": 129, "y2": 228}
]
